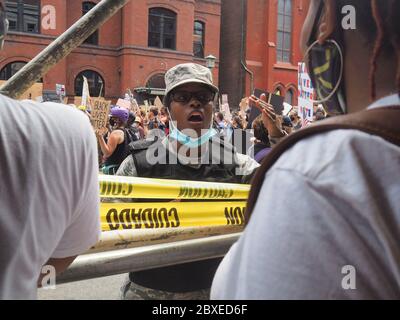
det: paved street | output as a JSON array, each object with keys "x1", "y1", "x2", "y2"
[{"x1": 37, "y1": 273, "x2": 126, "y2": 300}]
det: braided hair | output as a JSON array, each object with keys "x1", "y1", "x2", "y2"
[{"x1": 336, "y1": 0, "x2": 400, "y2": 100}]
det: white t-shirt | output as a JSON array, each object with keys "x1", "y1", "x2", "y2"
[
  {"x1": 211, "y1": 95, "x2": 400, "y2": 299},
  {"x1": 0, "y1": 95, "x2": 101, "y2": 300}
]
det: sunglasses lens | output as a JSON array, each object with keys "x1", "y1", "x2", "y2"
[
  {"x1": 172, "y1": 90, "x2": 214, "y2": 104},
  {"x1": 173, "y1": 92, "x2": 191, "y2": 103},
  {"x1": 197, "y1": 91, "x2": 214, "y2": 103}
]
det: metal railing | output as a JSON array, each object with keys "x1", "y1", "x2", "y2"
[{"x1": 57, "y1": 233, "x2": 241, "y2": 284}]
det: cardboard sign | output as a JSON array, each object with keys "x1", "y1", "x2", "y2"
[
  {"x1": 246, "y1": 89, "x2": 284, "y2": 129},
  {"x1": 91, "y1": 98, "x2": 112, "y2": 130},
  {"x1": 220, "y1": 100, "x2": 232, "y2": 123},
  {"x1": 116, "y1": 98, "x2": 131, "y2": 110},
  {"x1": 298, "y1": 62, "x2": 315, "y2": 126},
  {"x1": 132, "y1": 98, "x2": 139, "y2": 110},
  {"x1": 154, "y1": 96, "x2": 164, "y2": 109},
  {"x1": 283, "y1": 102, "x2": 293, "y2": 116}
]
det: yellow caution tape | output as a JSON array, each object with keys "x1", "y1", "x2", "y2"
[
  {"x1": 99, "y1": 175, "x2": 250, "y2": 200},
  {"x1": 101, "y1": 202, "x2": 247, "y2": 231}
]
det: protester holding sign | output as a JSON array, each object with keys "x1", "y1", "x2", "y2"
[{"x1": 96, "y1": 106, "x2": 130, "y2": 175}]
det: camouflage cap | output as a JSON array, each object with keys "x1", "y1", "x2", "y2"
[{"x1": 164, "y1": 63, "x2": 219, "y2": 97}]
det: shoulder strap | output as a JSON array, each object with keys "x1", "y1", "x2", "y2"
[{"x1": 245, "y1": 106, "x2": 400, "y2": 224}]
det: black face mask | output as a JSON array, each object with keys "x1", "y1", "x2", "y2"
[
  {"x1": 109, "y1": 118, "x2": 116, "y2": 127},
  {"x1": 305, "y1": 2, "x2": 347, "y2": 115}
]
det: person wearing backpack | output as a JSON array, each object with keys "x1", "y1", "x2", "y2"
[
  {"x1": 97, "y1": 106, "x2": 131, "y2": 175},
  {"x1": 211, "y1": 0, "x2": 400, "y2": 299}
]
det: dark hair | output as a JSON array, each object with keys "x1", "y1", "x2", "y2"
[
  {"x1": 252, "y1": 115, "x2": 270, "y2": 146},
  {"x1": 216, "y1": 112, "x2": 224, "y2": 122},
  {"x1": 149, "y1": 106, "x2": 159, "y2": 117},
  {"x1": 333, "y1": 0, "x2": 400, "y2": 100},
  {"x1": 163, "y1": 94, "x2": 172, "y2": 109},
  {"x1": 127, "y1": 111, "x2": 135, "y2": 126}
]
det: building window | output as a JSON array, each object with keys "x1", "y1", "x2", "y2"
[
  {"x1": 5, "y1": 0, "x2": 40, "y2": 33},
  {"x1": 82, "y1": 2, "x2": 99, "y2": 45},
  {"x1": 274, "y1": 87, "x2": 283, "y2": 96},
  {"x1": 75, "y1": 70, "x2": 105, "y2": 97},
  {"x1": 285, "y1": 88, "x2": 294, "y2": 105},
  {"x1": 277, "y1": 0, "x2": 292, "y2": 63},
  {"x1": 0, "y1": 61, "x2": 43, "y2": 82},
  {"x1": 193, "y1": 21, "x2": 205, "y2": 58},
  {"x1": 146, "y1": 73, "x2": 166, "y2": 89},
  {"x1": 148, "y1": 8, "x2": 176, "y2": 50},
  {"x1": 0, "y1": 61, "x2": 26, "y2": 79}
]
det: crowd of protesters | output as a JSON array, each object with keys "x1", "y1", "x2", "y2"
[
  {"x1": 93, "y1": 95, "x2": 327, "y2": 173},
  {"x1": 2, "y1": 0, "x2": 399, "y2": 302}
]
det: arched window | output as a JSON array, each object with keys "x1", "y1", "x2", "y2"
[
  {"x1": 75, "y1": 70, "x2": 105, "y2": 97},
  {"x1": 277, "y1": 0, "x2": 292, "y2": 62},
  {"x1": 0, "y1": 61, "x2": 26, "y2": 80},
  {"x1": 274, "y1": 87, "x2": 283, "y2": 96},
  {"x1": 0, "y1": 61, "x2": 43, "y2": 82},
  {"x1": 5, "y1": 0, "x2": 40, "y2": 33},
  {"x1": 82, "y1": 2, "x2": 99, "y2": 45},
  {"x1": 193, "y1": 21, "x2": 205, "y2": 58},
  {"x1": 285, "y1": 88, "x2": 294, "y2": 105},
  {"x1": 148, "y1": 8, "x2": 176, "y2": 50},
  {"x1": 146, "y1": 73, "x2": 166, "y2": 89}
]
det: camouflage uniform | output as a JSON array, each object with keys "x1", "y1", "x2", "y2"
[{"x1": 121, "y1": 275, "x2": 210, "y2": 300}]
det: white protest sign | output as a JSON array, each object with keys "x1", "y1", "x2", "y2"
[
  {"x1": 283, "y1": 102, "x2": 293, "y2": 116},
  {"x1": 116, "y1": 98, "x2": 131, "y2": 110},
  {"x1": 154, "y1": 96, "x2": 163, "y2": 109},
  {"x1": 56, "y1": 84, "x2": 65, "y2": 97},
  {"x1": 298, "y1": 62, "x2": 315, "y2": 126},
  {"x1": 91, "y1": 98, "x2": 111, "y2": 130},
  {"x1": 221, "y1": 108, "x2": 232, "y2": 124},
  {"x1": 132, "y1": 98, "x2": 139, "y2": 110},
  {"x1": 81, "y1": 76, "x2": 90, "y2": 109},
  {"x1": 239, "y1": 97, "x2": 248, "y2": 118}
]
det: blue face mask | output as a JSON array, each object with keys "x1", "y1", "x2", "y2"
[{"x1": 167, "y1": 109, "x2": 217, "y2": 148}]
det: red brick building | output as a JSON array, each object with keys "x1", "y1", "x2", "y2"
[
  {"x1": 0, "y1": 0, "x2": 221, "y2": 102},
  {"x1": 219, "y1": 0, "x2": 310, "y2": 108}
]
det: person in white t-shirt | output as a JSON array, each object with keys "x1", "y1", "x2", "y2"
[
  {"x1": 0, "y1": 1, "x2": 101, "y2": 299},
  {"x1": 211, "y1": 0, "x2": 400, "y2": 299}
]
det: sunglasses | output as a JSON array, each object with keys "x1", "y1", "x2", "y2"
[{"x1": 171, "y1": 90, "x2": 216, "y2": 105}]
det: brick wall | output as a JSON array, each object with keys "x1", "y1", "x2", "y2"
[{"x1": 1, "y1": 0, "x2": 221, "y2": 101}]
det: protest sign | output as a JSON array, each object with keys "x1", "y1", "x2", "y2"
[
  {"x1": 81, "y1": 76, "x2": 91, "y2": 110},
  {"x1": 116, "y1": 98, "x2": 131, "y2": 110},
  {"x1": 56, "y1": 84, "x2": 65, "y2": 99},
  {"x1": 73, "y1": 96, "x2": 82, "y2": 106},
  {"x1": 132, "y1": 98, "x2": 139, "y2": 111},
  {"x1": 91, "y1": 98, "x2": 111, "y2": 130},
  {"x1": 246, "y1": 89, "x2": 284, "y2": 129},
  {"x1": 239, "y1": 97, "x2": 248, "y2": 118},
  {"x1": 298, "y1": 62, "x2": 315, "y2": 127},
  {"x1": 154, "y1": 96, "x2": 163, "y2": 109},
  {"x1": 220, "y1": 94, "x2": 232, "y2": 123}
]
